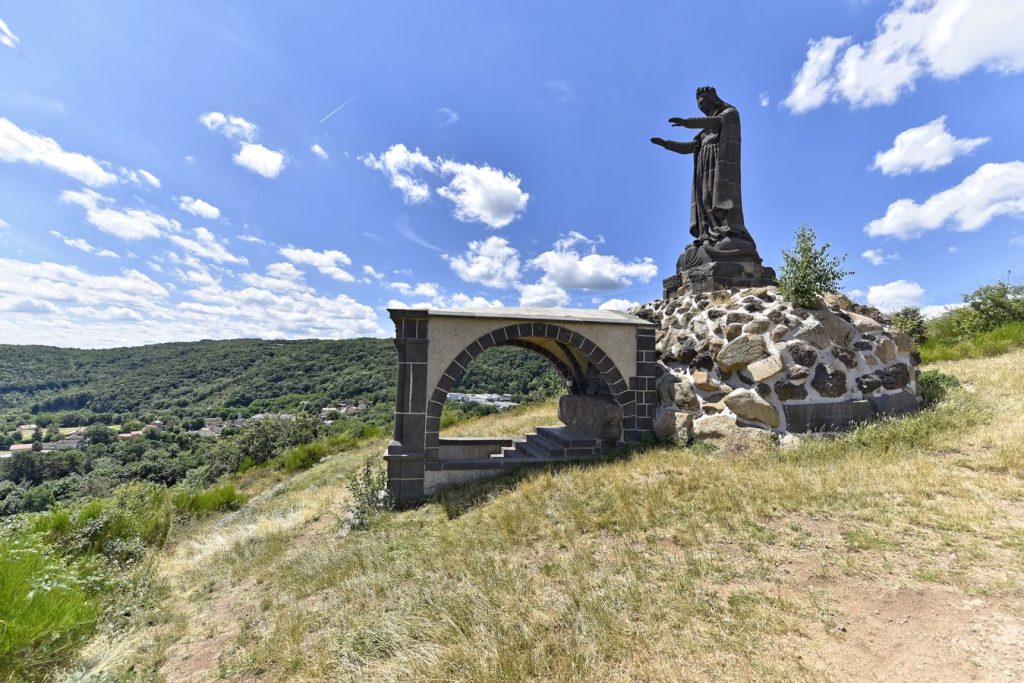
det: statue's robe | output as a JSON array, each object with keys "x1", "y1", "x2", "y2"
[{"x1": 688, "y1": 105, "x2": 754, "y2": 247}]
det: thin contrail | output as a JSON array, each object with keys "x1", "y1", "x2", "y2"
[{"x1": 319, "y1": 91, "x2": 362, "y2": 123}]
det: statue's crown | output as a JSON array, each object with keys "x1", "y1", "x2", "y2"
[{"x1": 696, "y1": 85, "x2": 717, "y2": 97}]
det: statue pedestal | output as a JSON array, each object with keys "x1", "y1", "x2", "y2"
[{"x1": 663, "y1": 260, "x2": 777, "y2": 297}]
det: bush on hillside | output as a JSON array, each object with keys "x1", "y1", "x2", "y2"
[
  {"x1": 172, "y1": 483, "x2": 247, "y2": 517},
  {"x1": 777, "y1": 225, "x2": 853, "y2": 308},
  {"x1": 890, "y1": 307, "x2": 927, "y2": 345},
  {"x1": 918, "y1": 369, "x2": 960, "y2": 407}
]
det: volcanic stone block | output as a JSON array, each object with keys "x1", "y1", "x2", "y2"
[
  {"x1": 558, "y1": 394, "x2": 623, "y2": 441},
  {"x1": 811, "y1": 364, "x2": 847, "y2": 398},
  {"x1": 787, "y1": 341, "x2": 818, "y2": 367},
  {"x1": 856, "y1": 374, "x2": 883, "y2": 393},
  {"x1": 774, "y1": 379, "x2": 808, "y2": 401},
  {"x1": 747, "y1": 354, "x2": 784, "y2": 382},
  {"x1": 784, "y1": 400, "x2": 873, "y2": 432},
  {"x1": 794, "y1": 320, "x2": 832, "y2": 350},
  {"x1": 876, "y1": 362, "x2": 911, "y2": 390},
  {"x1": 833, "y1": 346, "x2": 858, "y2": 370}
]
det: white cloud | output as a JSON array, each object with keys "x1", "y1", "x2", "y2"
[
  {"x1": 199, "y1": 112, "x2": 257, "y2": 141},
  {"x1": 518, "y1": 281, "x2": 569, "y2": 308},
  {"x1": 237, "y1": 234, "x2": 266, "y2": 244},
  {"x1": 758, "y1": 92, "x2": 770, "y2": 107},
  {"x1": 527, "y1": 249, "x2": 657, "y2": 290},
  {"x1": 0, "y1": 218, "x2": 8, "y2": 230},
  {"x1": 49, "y1": 230, "x2": 120, "y2": 257},
  {"x1": 178, "y1": 195, "x2": 221, "y2": 220},
  {"x1": 0, "y1": 17, "x2": 20, "y2": 51},
  {"x1": 435, "y1": 108, "x2": 460, "y2": 126},
  {"x1": 921, "y1": 303, "x2": 965, "y2": 319},
  {"x1": 362, "y1": 265, "x2": 384, "y2": 280},
  {"x1": 872, "y1": 116, "x2": 989, "y2": 175},
  {"x1": 784, "y1": 0, "x2": 1024, "y2": 112},
  {"x1": 0, "y1": 118, "x2": 118, "y2": 187},
  {"x1": 389, "y1": 281, "x2": 440, "y2": 298},
  {"x1": 861, "y1": 248, "x2": 897, "y2": 266},
  {"x1": 138, "y1": 169, "x2": 161, "y2": 188},
  {"x1": 233, "y1": 143, "x2": 286, "y2": 178},
  {"x1": 598, "y1": 298, "x2": 638, "y2": 312},
  {"x1": 783, "y1": 36, "x2": 852, "y2": 113},
  {"x1": 361, "y1": 143, "x2": 435, "y2": 204},
  {"x1": 865, "y1": 161, "x2": 1024, "y2": 239},
  {"x1": 387, "y1": 292, "x2": 504, "y2": 310},
  {"x1": 279, "y1": 246, "x2": 354, "y2": 282},
  {"x1": 553, "y1": 230, "x2": 603, "y2": 252},
  {"x1": 169, "y1": 227, "x2": 247, "y2": 265},
  {"x1": 947, "y1": 246, "x2": 959, "y2": 253},
  {"x1": 846, "y1": 289, "x2": 865, "y2": 299},
  {"x1": 0, "y1": 257, "x2": 384, "y2": 347},
  {"x1": 445, "y1": 236, "x2": 521, "y2": 289},
  {"x1": 435, "y1": 159, "x2": 529, "y2": 229},
  {"x1": 311, "y1": 143, "x2": 328, "y2": 160},
  {"x1": 362, "y1": 144, "x2": 530, "y2": 227},
  {"x1": 61, "y1": 188, "x2": 181, "y2": 240},
  {"x1": 867, "y1": 279, "x2": 925, "y2": 311},
  {"x1": 241, "y1": 262, "x2": 311, "y2": 294}
]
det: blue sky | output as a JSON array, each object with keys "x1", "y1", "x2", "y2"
[{"x1": 2, "y1": 1, "x2": 1023, "y2": 347}]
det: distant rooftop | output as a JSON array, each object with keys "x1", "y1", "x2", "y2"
[{"x1": 416, "y1": 307, "x2": 654, "y2": 326}]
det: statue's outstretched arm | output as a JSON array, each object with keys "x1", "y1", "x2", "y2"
[
  {"x1": 650, "y1": 137, "x2": 698, "y2": 154},
  {"x1": 669, "y1": 116, "x2": 722, "y2": 130}
]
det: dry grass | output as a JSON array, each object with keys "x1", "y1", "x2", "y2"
[
  {"x1": 78, "y1": 352, "x2": 1024, "y2": 681},
  {"x1": 441, "y1": 399, "x2": 560, "y2": 437}
]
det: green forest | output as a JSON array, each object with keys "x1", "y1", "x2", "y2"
[{"x1": 0, "y1": 338, "x2": 562, "y2": 430}]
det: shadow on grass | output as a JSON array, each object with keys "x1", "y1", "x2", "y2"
[{"x1": 435, "y1": 442, "x2": 661, "y2": 519}]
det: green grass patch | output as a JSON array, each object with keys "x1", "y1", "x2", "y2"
[
  {"x1": 920, "y1": 321, "x2": 1024, "y2": 363},
  {"x1": 0, "y1": 536, "x2": 101, "y2": 680},
  {"x1": 172, "y1": 483, "x2": 248, "y2": 517}
]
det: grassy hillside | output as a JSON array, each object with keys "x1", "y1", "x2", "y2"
[
  {"x1": 60, "y1": 350, "x2": 1024, "y2": 682},
  {"x1": 0, "y1": 339, "x2": 562, "y2": 430}
]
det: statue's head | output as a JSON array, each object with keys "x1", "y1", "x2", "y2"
[{"x1": 695, "y1": 85, "x2": 722, "y2": 115}]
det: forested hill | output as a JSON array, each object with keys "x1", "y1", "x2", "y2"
[{"x1": 0, "y1": 339, "x2": 561, "y2": 428}]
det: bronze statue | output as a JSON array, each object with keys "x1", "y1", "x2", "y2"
[{"x1": 652, "y1": 86, "x2": 775, "y2": 295}]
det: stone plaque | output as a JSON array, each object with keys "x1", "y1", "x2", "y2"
[{"x1": 784, "y1": 400, "x2": 873, "y2": 433}]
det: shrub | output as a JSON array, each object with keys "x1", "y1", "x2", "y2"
[
  {"x1": 890, "y1": 307, "x2": 927, "y2": 345},
  {"x1": 918, "y1": 369, "x2": 960, "y2": 407},
  {"x1": 777, "y1": 225, "x2": 853, "y2": 308},
  {"x1": 341, "y1": 458, "x2": 391, "y2": 533},
  {"x1": 919, "y1": 321, "x2": 1024, "y2": 363}
]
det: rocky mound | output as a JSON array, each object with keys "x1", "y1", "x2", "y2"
[{"x1": 630, "y1": 287, "x2": 921, "y2": 445}]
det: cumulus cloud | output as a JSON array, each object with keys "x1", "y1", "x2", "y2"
[
  {"x1": 362, "y1": 144, "x2": 530, "y2": 227},
  {"x1": 921, "y1": 303, "x2": 965, "y2": 319},
  {"x1": 445, "y1": 236, "x2": 521, "y2": 289},
  {"x1": 279, "y1": 246, "x2": 354, "y2": 282},
  {"x1": 387, "y1": 291, "x2": 504, "y2": 310},
  {"x1": 0, "y1": 257, "x2": 384, "y2": 347},
  {"x1": 362, "y1": 265, "x2": 384, "y2": 280},
  {"x1": 518, "y1": 281, "x2": 569, "y2": 308},
  {"x1": 199, "y1": 112, "x2": 258, "y2": 141},
  {"x1": 361, "y1": 143, "x2": 435, "y2": 204},
  {"x1": 178, "y1": 195, "x2": 221, "y2": 220},
  {"x1": 598, "y1": 298, "x2": 639, "y2": 312},
  {"x1": 240, "y1": 262, "x2": 311, "y2": 293},
  {"x1": 872, "y1": 116, "x2": 989, "y2": 175},
  {"x1": 169, "y1": 227, "x2": 247, "y2": 264},
  {"x1": 436, "y1": 159, "x2": 529, "y2": 229},
  {"x1": 389, "y1": 281, "x2": 440, "y2": 298},
  {"x1": 861, "y1": 248, "x2": 897, "y2": 266},
  {"x1": 865, "y1": 161, "x2": 1024, "y2": 239},
  {"x1": 527, "y1": 249, "x2": 657, "y2": 290},
  {"x1": 867, "y1": 279, "x2": 925, "y2": 311},
  {"x1": 49, "y1": 230, "x2": 120, "y2": 257},
  {"x1": 0, "y1": 17, "x2": 20, "y2": 51},
  {"x1": 311, "y1": 143, "x2": 328, "y2": 160},
  {"x1": 234, "y1": 143, "x2": 286, "y2": 178},
  {"x1": 1, "y1": 118, "x2": 118, "y2": 187},
  {"x1": 60, "y1": 188, "x2": 181, "y2": 240},
  {"x1": 783, "y1": 0, "x2": 1024, "y2": 112},
  {"x1": 119, "y1": 168, "x2": 161, "y2": 188}
]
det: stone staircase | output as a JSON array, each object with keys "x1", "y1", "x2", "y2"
[{"x1": 489, "y1": 426, "x2": 606, "y2": 464}]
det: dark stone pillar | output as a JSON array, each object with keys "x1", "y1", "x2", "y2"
[
  {"x1": 385, "y1": 309, "x2": 428, "y2": 504},
  {"x1": 625, "y1": 327, "x2": 659, "y2": 442}
]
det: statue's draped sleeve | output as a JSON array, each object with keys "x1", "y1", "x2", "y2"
[{"x1": 712, "y1": 106, "x2": 742, "y2": 216}]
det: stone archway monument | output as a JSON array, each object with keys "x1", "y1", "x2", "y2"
[{"x1": 385, "y1": 307, "x2": 658, "y2": 504}]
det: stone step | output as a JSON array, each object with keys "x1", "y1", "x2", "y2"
[
  {"x1": 525, "y1": 432, "x2": 563, "y2": 457},
  {"x1": 534, "y1": 426, "x2": 601, "y2": 448}
]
